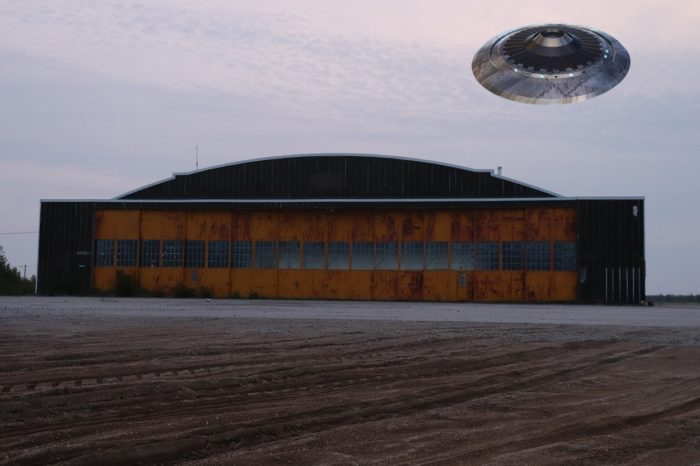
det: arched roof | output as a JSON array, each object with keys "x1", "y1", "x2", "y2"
[{"x1": 117, "y1": 153, "x2": 558, "y2": 200}]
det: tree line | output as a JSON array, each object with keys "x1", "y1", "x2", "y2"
[
  {"x1": 0, "y1": 245, "x2": 35, "y2": 295},
  {"x1": 646, "y1": 294, "x2": 700, "y2": 303}
]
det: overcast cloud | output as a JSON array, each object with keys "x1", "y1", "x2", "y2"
[{"x1": 0, "y1": 0, "x2": 698, "y2": 293}]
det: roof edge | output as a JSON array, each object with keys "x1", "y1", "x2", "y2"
[
  {"x1": 43, "y1": 196, "x2": 645, "y2": 203},
  {"x1": 114, "y1": 153, "x2": 558, "y2": 199}
]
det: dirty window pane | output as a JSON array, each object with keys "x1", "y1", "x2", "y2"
[
  {"x1": 451, "y1": 242, "x2": 474, "y2": 271},
  {"x1": 232, "y1": 241, "x2": 252, "y2": 268},
  {"x1": 303, "y1": 242, "x2": 324, "y2": 269},
  {"x1": 328, "y1": 242, "x2": 349, "y2": 270},
  {"x1": 554, "y1": 241, "x2": 576, "y2": 271},
  {"x1": 162, "y1": 240, "x2": 184, "y2": 267},
  {"x1": 352, "y1": 242, "x2": 374, "y2": 270},
  {"x1": 502, "y1": 242, "x2": 525, "y2": 270},
  {"x1": 95, "y1": 239, "x2": 114, "y2": 266},
  {"x1": 527, "y1": 241, "x2": 550, "y2": 271},
  {"x1": 279, "y1": 241, "x2": 300, "y2": 269},
  {"x1": 475, "y1": 242, "x2": 499, "y2": 271},
  {"x1": 140, "y1": 240, "x2": 160, "y2": 267},
  {"x1": 116, "y1": 239, "x2": 137, "y2": 267},
  {"x1": 186, "y1": 240, "x2": 205, "y2": 268},
  {"x1": 374, "y1": 242, "x2": 398, "y2": 270},
  {"x1": 255, "y1": 241, "x2": 276, "y2": 269},
  {"x1": 425, "y1": 242, "x2": 448, "y2": 270},
  {"x1": 208, "y1": 241, "x2": 229, "y2": 268},
  {"x1": 401, "y1": 242, "x2": 424, "y2": 270}
]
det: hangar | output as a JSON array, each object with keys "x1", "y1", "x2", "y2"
[{"x1": 38, "y1": 154, "x2": 645, "y2": 303}]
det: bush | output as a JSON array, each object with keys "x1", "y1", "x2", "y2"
[
  {"x1": 173, "y1": 283, "x2": 196, "y2": 298},
  {"x1": 197, "y1": 286, "x2": 213, "y2": 299},
  {"x1": 113, "y1": 271, "x2": 140, "y2": 297}
]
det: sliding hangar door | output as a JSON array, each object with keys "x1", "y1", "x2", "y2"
[{"x1": 91, "y1": 206, "x2": 578, "y2": 301}]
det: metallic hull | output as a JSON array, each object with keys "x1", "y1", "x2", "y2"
[{"x1": 472, "y1": 24, "x2": 631, "y2": 104}]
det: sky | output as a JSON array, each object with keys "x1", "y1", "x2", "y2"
[{"x1": 0, "y1": 0, "x2": 698, "y2": 294}]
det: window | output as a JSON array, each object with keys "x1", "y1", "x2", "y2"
[
  {"x1": 162, "y1": 240, "x2": 184, "y2": 267},
  {"x1": 255, "y1": 241, "x2": 276, "y2": 269},
  {"x1": 140, "y1": 240, "x2": 160, "y2": 267},
  {"x1": 232, "y1": 241, "x2": 252, "y2": 268},
  {"x1": 554, "y1": 241, "x2": 576, "y2": 271},
  {"x1": 502, "y1": 242, "x2": 525, "y2": 270},
  {"x1": 425, "y1": 242, "x2": 448, "y2": 270},
  {"x1": 375, "y1": 242, "x2": 398, "y2": 270},
  {"x1": 303, "y1": 242, "x2": 325, "y2": 269},
  {"x1": 116, "y1": 240, "x2": 137, "y2": 267},
  {"x1": 186, "y1": 240, "x2": 205, "y2": 268},
  {"x1": 475, "y1": 242, "x2": 499, "y2": 270},
  {"x1": 279, "y1": 241, "x2": 300, "y2": 269},
  {"x1": 527, "y1": 241, "x2": 551, "y2": 271},
  {"x1": 451, "y1": 242, "x2": 474, "y2": 271},
  {"x1": 401, "y1": 242, "x2": 424, "y2": 270},
  {"x1": 95, "y1": 240, "x2": 114, "y2": 266},
  {"x1": 352, "y1": 242, "x2": 374, "y2": 270},
  {"x1": 328, "y1": 242, "x2": 349, "y2": 270},
  {"x1": 208, "y1": 241, "x2": 229, "y2": 268}
]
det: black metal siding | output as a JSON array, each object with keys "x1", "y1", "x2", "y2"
[
  {"x1": 576, "y1": 199, "x2": 645, "y2": 304},
  {"x1": 119, "y1": 155, "x2": 555, "y2": 200},
  {"x1": 37, "y1": 202, "x2": 95, "y2": 295}
]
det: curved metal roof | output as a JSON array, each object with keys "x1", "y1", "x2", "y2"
[{"x1": 117, "y1": 153, "x2": 558, "y2": 200}]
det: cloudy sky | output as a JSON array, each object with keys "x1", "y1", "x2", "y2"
[{"x1": 1, "y1": 0, "x2": 698, "y2": 293}]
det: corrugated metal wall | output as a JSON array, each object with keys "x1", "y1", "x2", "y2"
[
  {"x1": 576, "y1": 199, "x2": 645, "y2": 304},
  {"x1": 37, "y1": 202, "x2": 95, "y2": 295}
]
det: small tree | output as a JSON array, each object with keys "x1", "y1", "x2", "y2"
[{"x1": 0, "y1": 245, "x2": 35, "y2": 295}]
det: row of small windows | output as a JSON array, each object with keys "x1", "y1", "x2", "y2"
[{"x1": 95, "y1": 240, "x2": 576, "y2": 271}]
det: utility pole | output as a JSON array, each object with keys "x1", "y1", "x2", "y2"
[{"x1": 23, "y1": 265, "x2": 26, "y2": 279}]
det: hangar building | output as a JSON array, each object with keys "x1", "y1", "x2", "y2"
[{"x1": 38, "y1": 154, "x2": 645, "y2": 303}]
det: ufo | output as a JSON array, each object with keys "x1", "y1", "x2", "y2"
[{"x1": 472, "y1": 24, "x2": 630, "y2": 104}]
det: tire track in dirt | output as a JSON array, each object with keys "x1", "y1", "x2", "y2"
[
  {"x1": 3, "y1": 343, "x2": 662, "y2": 464},
  {"x1": 2, "y1": 317, "x2": 699, "y2": 466}
]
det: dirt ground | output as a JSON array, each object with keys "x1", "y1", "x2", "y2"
[{"x1": 1, "y1": 299, "x2": 699, "y2": 465}]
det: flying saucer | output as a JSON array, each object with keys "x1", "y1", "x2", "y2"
[{"x1": 472, "y1": 24, "x2": 630, "y2": 104}]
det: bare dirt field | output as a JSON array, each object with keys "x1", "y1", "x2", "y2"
[{"x1": 1, "y1": 298, "x2": 700, "y2": 465}]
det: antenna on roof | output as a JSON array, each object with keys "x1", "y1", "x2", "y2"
[{"x1": 195, "y1": 145, "x2": 199, "y2": 170}]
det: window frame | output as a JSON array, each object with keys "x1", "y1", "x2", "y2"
[
  {"x1": 116, "y1": 239, "x2": 137, "y2": 267},
  {"x1": 451, "y1": 242, "x2": 474, "y2": 271},
  {"x1": 95, "y1": 239, "x2": 114, "y2": 266},
  {"x1": 162, "y1": 240, "x2": 184, "y2": 267},
  {"x1": 278, "y1": 241, "x2": 301, "y2": 269},
  {"x1": 254, "y1": 241, "x2": 276, "y2": 269},
  {"x1": 374, "y1": 241, "x2": 398, "y2": 270},
  {"x1": 327, "y1": 241, "x2": 349, "y2": 270},
  {"x1": 475, "y1": 241, "x2": 499, "y2": 271},
  {"x1": 303, "y1": 241, "x2": 325, "y2": 270},
  {"x1": 400, "y1": 241, "x2": 424, "y2": 271},
  {"x1": 526, "y1": 241, "x2": 551, "y2": 271},
  {"x1": 207, "y1": 240, "x2": 230, "y2": 268},
  {"x1": 351, "y1": 241, "x2": 374, "y2": 270},
  {"x1": 232, "y1": 241, "x2": 252, "y2": 269}
]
